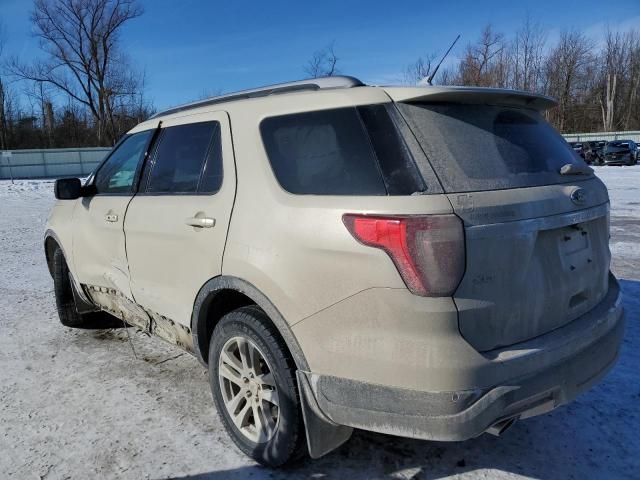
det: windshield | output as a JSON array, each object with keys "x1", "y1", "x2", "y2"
[
  {"x1": 397, "y1": 102, "x2": 589, "y2": 193},
  {"x1": 606, "y1": 141, "x2": 631, "y2": 151}
]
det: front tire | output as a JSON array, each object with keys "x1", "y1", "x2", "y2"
[
  {"x1": 52, "y1": 248, "x2": 115, "y2": 328},
  {"x1": 209, "y1": 306, "x2": 305, "y2": 467}
]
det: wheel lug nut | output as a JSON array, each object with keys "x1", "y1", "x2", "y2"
[{"x1": 242, "y1": 377, "x2": 249, "y2": 383}]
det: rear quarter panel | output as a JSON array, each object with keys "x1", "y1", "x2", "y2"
[{"x1": 221, "y1": 88, "x2": 453, "y2": 325}]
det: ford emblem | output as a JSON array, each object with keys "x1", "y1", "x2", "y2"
[{"x1": 570, "y1": 187, "x2": 587, "y2": 205}]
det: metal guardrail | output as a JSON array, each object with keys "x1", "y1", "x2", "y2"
[
  {"x1": 2, "y1": 132, "x2": 639, "y2": 181},
  {"x1": 563, "y1": 131, "x2": 640, "y2": 143},
  {"x1": 0, "y1": 147, "x2": 111, "y2": 180}
]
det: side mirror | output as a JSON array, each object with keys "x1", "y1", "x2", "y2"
[{"x1": 54, "y1": 178, "x2": 91, "y2": 200}]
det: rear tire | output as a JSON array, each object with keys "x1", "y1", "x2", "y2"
[
  {"x1": 52, "y1": 247, "x2": 115, "y2": 328},
  {"x1": 209, "y1": 306, "x2": 306, "y2": 467}
]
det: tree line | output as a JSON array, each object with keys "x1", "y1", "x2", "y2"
[
  {"x1": 0, "y1": 0, "x2": 152, "y2": 150},
  {"x1": 1, "y1": 2, "x2": 638, "y2": 151},
  {"x1": 440, "y1": 21, "x2": 640, "y2": 134},
  {"x1": 307, "y1": 20, "x2": 640, "y2": 134}
]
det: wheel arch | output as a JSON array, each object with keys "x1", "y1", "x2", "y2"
[
  {"x1": 44, "y1": 228, "x2": 97, "y2": 312},
  {"x1": 191, "y1": 275, "x2": 309, "y2": 371},
  {"x1": 44, "y1": 229, "x2": 65, "y2": 277}
]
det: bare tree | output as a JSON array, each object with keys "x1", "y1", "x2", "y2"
[
  {"x1": 197, "y1": 87, "x2": 224, "y2": 101},
  {"x1": 458, "y1": 25, "x2": 506, "y2": 86},
  {"x1": 623, "y1": 31, "x2": 640, "y2": 130},
  {"x1": 598, "y1": 30, "x2": 628, "y2": 131},
  {"x1": 544, "y1": 31, "x2": 594, "y2": 132},
  {"x1": 403, "y1": 55, "x2": 436, "y2": 85},
  {"x1": 436, "y1": 66, "x2": 456, "y2": 85},
  {"x1": 0, "y1": 22, "x2": 9, "y2": 150},
  {"x1": 0, "y1": 80, "x2": 6, "y2": 150},
  {"x1": 10, "y1": 0, "x2": 145, "y2": 145},
  {"x1": 511, "y1": 15, "x2": 546, "y2": 92},
  {"x1": 22, "y1": 80, "x2": 54, "y2": 147},
  {"x1": 305, "y1": 41, "x2": 339, "y2": 78},
  {"x1": 594, "y1": 29, "x2": 640, "y2": 132}
]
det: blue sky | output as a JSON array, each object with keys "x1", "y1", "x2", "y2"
[{"x1": 2, "y1": 0, "x2": 639, "y2": 110}]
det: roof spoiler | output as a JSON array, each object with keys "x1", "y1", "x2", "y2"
[{"x1": 385, "y1": 86, "x2": 557, "y2": 111}]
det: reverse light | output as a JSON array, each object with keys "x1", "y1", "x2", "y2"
[{"x1": 343, "y1": 214, "x2": 465, "y2": 297}]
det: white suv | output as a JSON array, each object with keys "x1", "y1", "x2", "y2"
[{"x1": 45, "y1": 76, "x2": 624, "y2": 466}]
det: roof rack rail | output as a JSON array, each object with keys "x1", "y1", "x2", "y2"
[{"x1": 151, "y1": 75, "x2": 365, "y2": 119}]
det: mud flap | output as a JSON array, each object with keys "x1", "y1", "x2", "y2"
[
  {"x1": 296, "y1": 370, "x2": 353, "y2": 459},
  {"x1": 71, "y1": 281, "x2": 99, "y2": 314}
]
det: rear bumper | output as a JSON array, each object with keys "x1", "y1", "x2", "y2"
[{"x1": 301, "y1": 275, "x2": 624, "y2": 441}]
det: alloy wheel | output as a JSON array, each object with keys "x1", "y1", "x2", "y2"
[{"x1": 218, "y1": 336, "x2": 280, "y2": 443}]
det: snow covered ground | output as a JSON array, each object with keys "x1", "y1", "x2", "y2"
[{"x1": 0, "y1": 168, "x2": 638, "y2": 480}]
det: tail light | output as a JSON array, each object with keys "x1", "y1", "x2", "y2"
[{"x1": 343, "y1": 214, "x2": 465, "y2": 297}]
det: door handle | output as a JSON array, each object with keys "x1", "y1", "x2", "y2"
[
  {"x1": 105, "y1": 213, "x2": 118, "y2": 223},
  {"x1": 185, "y1": 216, "x2": 216, "y2": 228}
]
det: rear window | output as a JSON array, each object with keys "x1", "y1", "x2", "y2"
[
  {"x1": 260, "y1": 106, "x2": 426, "y2": 195},
  {"x1": 398, "y1": 103, "x2": 589, "y2": 193}
]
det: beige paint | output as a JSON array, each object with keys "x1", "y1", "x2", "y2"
[
  {"x1": 46, "y1": 83, "x2": 618, "y2": 398},
  {"x1": 221, "y1": 87, "x2": 451, "y2": 323},
  {"x1": 72, "y1": 195, "x2": 135, "y2": 298},
  {"x1": 124, "y1": 111, "x2": 236, "y2": 327}
]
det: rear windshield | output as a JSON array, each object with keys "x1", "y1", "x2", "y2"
[{"x1": 398, "y1": 102, "x2": 589, "y2": 193}]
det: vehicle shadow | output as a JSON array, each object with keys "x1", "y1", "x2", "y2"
[{"x1": 166, "y1": 279, "x2": 640, "y2": 480}]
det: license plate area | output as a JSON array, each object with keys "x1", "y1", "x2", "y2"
[{"x1": 558, "y1": 224, "x2": 592, "y2": 272}]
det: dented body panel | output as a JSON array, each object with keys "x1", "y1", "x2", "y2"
[
  {"x1": 72, "y1": 196, "x2": 136, "y2": 299},
  {"x1": 87, "y1": 284, "x2": 151, "y2": 331},
  {"x1": 86, "y1": 284, "x2": 194, "y2": 352}
]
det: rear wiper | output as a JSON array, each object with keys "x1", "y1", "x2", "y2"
[{"x1": 560, "y1": 163, "x2": 593, "y2": 175}]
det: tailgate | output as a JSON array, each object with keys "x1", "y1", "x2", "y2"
[
  {"x1": 394, "y1": 97, "x2": 614, "y2": 351},
  {"x1": 451, "y1": 178, "x2": 611, "y2": 351}
]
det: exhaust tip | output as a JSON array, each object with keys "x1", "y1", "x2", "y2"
[{"x1": 487, "y1": 417, "x2": 518, "y2": 437}]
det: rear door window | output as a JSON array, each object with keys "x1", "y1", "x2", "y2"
[
  {"x1": 398, "y1": 103, "x2": 590, "y2": 193},
  {"x1": 145, "y1": 121, "x2": 222, "y2": 194},
  {"x1": 260, "y1": 106, "x2": 426, "y2": 195}
]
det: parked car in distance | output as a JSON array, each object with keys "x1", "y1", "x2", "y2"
[
  {"x1": 45, "y1": 77, "x2": 625, "y2": 467},
  {"x1": 589, "y1": 140, "x2": 607, "y2": 165},
  {"x1": 569, "y1": 141, "x2": 606, "y2": 165},
  {"x1": 568, "y1": 141, "x2": 587, "y2": 160},
  {"x1": 603, "y1": 140, "x2": 639, "y2": 166}
]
